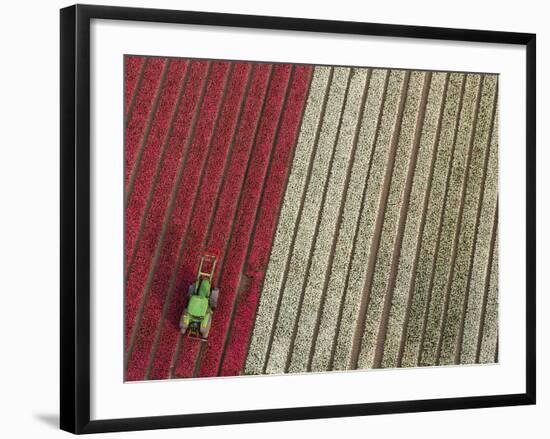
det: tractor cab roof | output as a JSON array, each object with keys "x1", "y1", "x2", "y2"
[{"x1": 188, "y1": 295, "x2": 209, "y2": 317}]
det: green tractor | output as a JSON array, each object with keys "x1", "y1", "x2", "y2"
[{"x1": 179, "y1": 254, "x2": 219, "y2": 340}]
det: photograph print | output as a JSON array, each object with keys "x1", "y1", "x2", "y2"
[{"x1": 124, "y1": 56, "x2": 499, "y2": 382}]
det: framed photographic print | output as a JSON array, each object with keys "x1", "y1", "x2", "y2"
[{"x1": 60, "y1": 4, "x2": 536, "y2": 434}]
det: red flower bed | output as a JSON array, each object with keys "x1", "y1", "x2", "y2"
[
  {"x1": 171, "y1": 64, "x2": 273, "y2": 378},
  {"x1": 124, "y1": 56, "x2": 145, "y2": 118},
  {"x1": 196, "y1": 64, "x2": 293, "y2": 378},
  {"x1": 219, "y1": 65, "x2": 312, "y2": 376},
  {"x1": 125, "y1": 60, "x2": 188, "y2": 275},
  {"x1": 124, "y1": 58, "x2": 166, "y2": 188},
  {"x1": 125, "y1": 59, "x2": 311, "y2": 380},
  {"x1": 126, "y1": 62, "x2": 232, "y2": 381},
  {"x1": 124, "y1": 61, "x2": 209, "y2": 351}
]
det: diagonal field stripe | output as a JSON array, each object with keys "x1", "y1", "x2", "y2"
[
  {"x1": 124, "y1": 60, "x2": 189, "y2": 278},
  {"x1": 244, "y1": 67, "x2": 332, "y2": 375},
  {"x1": 438, "y1": 75, "x2": 497, "y2": 365},
  {"x1": 332, "y1": 70, "x2": 405, "y2": 371},
  {"x1": 124, "y1": 58, "x2": 166, "y2": 189},
  {"x1": 142, "y1": 63, "x2": 253, "y2": 380},
  {"x1": 420, "y1": 74, "x2": 482, "y2": 366},
  {"x1": 310, "y1": 69, "x2": 387, "y2": 372},
  {"x1": 124, "y1": 61, "x2": 210, "y2": 354},
  {"x1": 287, "y1": 68, "x2": 369, "y2": 373},
  {"x1": 148, "y1": 64, "x2": 271, "y2": 380},
  {"x1": 219, "y1": 65, "x2": 313, "y2": 377},
  {"x1": 125, "y1": 62, "x2": 232, "y2": 381},
  {"x1": 125, "y1": 60, "x2": 214, "y2": 364},
  {"x1": 380, "y1": 72, "x2": 447, "y2": 368},
  {"x1": 124, "y1": 56, "x2": 146, "y2": 123},
  {"x1": 477, "y1": 215, "x2": 499, "y2": 363},
  {"x1": 196, "y1": 64, "x2": 294, "y2": 377},
  {"x1": 171, "y1": 64, "x2": 274, "y2": 379},
  {"x1": 399, "y1": 73, "x2": 464, "y2": 367},
  {"x1": 264, "y1": 67, "x2": 351, "y2": 374},
  {"x1": 357, "y1": 71, "x2": 427, "y2": 369},
  {"x1": 461, "y1": 102, "x2": 499, "y2": 363}
]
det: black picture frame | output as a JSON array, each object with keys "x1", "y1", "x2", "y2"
[{"x1": 60, "y1": 4, "x2": 536, "y2": 434}]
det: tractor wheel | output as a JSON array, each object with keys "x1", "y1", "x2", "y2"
[
  {"x1": 200, "y1": 316, "x2": 211, "y2": 339},
  {"x1": 187, "y1": 284, "x2": 195, "y2": 298},
  {"x1": 209, "y1": 288, "x2": 219, "y2": 309},
  {"x1": 179, "y1": 311, "x2": 189, "y2": 334}
]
